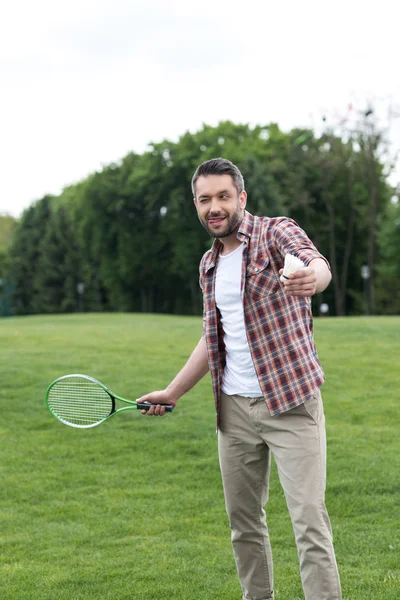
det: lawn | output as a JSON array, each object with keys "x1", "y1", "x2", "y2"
[{"x1": 0, "y1": 313, "x2": 399, "y2": 599}]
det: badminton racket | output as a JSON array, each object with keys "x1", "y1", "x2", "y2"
[{"x1": 46, "y1": 373, "x2": 174, "y2": 429}]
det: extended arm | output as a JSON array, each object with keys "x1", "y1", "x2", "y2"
[{"x1": 309, "y1": 257, "x2": 332, "y2": 294}]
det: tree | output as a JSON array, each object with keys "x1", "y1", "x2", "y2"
[
  {"x1": 0, "y1": 215, "x2": 16, "y2": 284},
  {"x1": 6, "y1": 118, "x2": 398, "y2": 317},
  {"x1": 0, "y1": 215, "x2": 16, "y2": 316},
  {"x1": 10, "y1": 197, "x2": 53, "y2": 314},
  {"x1": 33, "y1": 206, "x2": 83, "y2": 313},
  {"x1": 376, "y1": 196, "x2": 400, "y2": 314}
]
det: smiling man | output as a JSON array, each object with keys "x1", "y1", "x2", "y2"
[
  {"x1": 138, "y1": 158, "x2": 342, "y2": 600},
  {"x1": 195, "y1": 172, "x2": 246, "y2": 243}
]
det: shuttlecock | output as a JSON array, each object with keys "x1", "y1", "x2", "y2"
[{"x1": 280, "y1": 254, "x2": 304, "y2": 282}]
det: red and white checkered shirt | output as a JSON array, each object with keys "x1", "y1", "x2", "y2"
[{"x1": 199, "y1": 211, "x2": 328, "y2": 426}]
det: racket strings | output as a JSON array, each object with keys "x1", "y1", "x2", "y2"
[{"x1": 48, "y1": 378, "x2": 113, "y2": 427}]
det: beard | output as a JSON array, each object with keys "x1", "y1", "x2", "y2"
[{"x1": 200, "y1": 206, "x2": 243, "y2": 239}]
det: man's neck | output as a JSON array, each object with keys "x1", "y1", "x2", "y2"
[{"x1": 219, "y1": 231, "x2": 242, "y2": 256}]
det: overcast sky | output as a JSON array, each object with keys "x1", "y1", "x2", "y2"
[{"x1": 1, "y1": 0, "x2": 399, "y2": 217}]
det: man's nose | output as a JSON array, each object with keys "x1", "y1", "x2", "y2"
[{"x1": 210, "y1": 198, "x2": 221, "y2": 213}]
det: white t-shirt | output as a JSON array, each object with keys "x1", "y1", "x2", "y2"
[{"x1": 215, "y1": 243, "x2": 263, "y2": 397}]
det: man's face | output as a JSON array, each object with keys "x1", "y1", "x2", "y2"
[{"x1": 193, "y1": 174, "x2": 247, "y2": 239}]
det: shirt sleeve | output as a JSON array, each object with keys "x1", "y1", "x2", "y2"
[
  {"x1": 199, "y1": 256, "x2": 206, "y2": 334},
  {"x1": 199, "y1": 257, "x2": 205, "y2": 293},
  {"x1": 271, "y1": 217, "x2": 331, "y2": 270}
]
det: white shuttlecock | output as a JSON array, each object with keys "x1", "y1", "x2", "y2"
[{"x1": 280, "y1": 254, "x2": 304, "y2": 282}]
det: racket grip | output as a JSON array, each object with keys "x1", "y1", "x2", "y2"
[{"x1": 137, "y1": 402, "x2": 174, "y2": 412}]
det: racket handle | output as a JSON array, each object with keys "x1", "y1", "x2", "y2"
[{"x1": 137, "y1": 402, "x2": 174, "y2": 412}]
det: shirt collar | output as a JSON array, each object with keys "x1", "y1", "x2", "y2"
[{"x1": 237, "y1": 210, "x2": 254, "y2": 240}]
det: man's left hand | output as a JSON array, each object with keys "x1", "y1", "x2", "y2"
[{"x1": 279, "y1": 266, "x2": 317, "y2": 297}]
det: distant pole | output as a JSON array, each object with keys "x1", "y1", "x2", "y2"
[
  {"x1": 361, "y1": 266, "x2": 370, "y2": 315},
  {"x1": 77, "y1": 282, "x2": 85, "y2": 313}
]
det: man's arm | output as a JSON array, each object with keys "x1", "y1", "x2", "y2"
[
  {"x1": 280, "y1": 258, "x2": 332, "y2": 297},
  {"x1": 309, "y1": 257, "x2": 332, "y2": 293},
  {"x1": 136, "y1": 335, "x2": 209, "y2": 415},
  {"x1": 272, "y1": 218, "x2": 331, "y2": 297}
]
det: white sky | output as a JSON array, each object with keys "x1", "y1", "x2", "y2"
[{"x1": 1, "y1": 0, "x2": 399, "y2": 218}]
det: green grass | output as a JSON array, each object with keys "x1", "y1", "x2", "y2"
[{"x1": 0, "y1": 313, "x2": 399, "y2": 599}]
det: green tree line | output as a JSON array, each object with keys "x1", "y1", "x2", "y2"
[{"x1": 1, "y1": 117, "x2": 399, "y2": 317}]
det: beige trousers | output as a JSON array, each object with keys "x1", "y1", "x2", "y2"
[{"x1": 218, "y1": 390, "x2": 342, "y2": 600}]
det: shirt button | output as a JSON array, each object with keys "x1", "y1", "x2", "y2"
[{"x1": 254, "y1": 267, "x2": 259, "y2": 272}]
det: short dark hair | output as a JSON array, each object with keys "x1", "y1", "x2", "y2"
[{"x1": 191, "y1": 158, "x2": 245, "y2": 196}]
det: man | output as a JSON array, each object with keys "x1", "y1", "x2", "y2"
[{"x1": 138, "y1": 158, "x2": 342, "y2": 600}]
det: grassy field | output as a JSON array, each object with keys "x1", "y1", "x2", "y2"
[{"x1": 0, "y1": 313, "x2": 399, "y2": 600}]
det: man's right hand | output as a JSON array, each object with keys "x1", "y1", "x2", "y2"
[{"x1": 136, "y1": 390, "x2": 178, "y2": 416}]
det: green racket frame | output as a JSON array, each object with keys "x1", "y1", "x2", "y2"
[{"x1": 46, "y1": 373, "x2": 174, "y2": 429}]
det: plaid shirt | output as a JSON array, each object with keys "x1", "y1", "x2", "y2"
[{"x1": 199, "y1": 211, "x2": 328, "y2": 426}]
